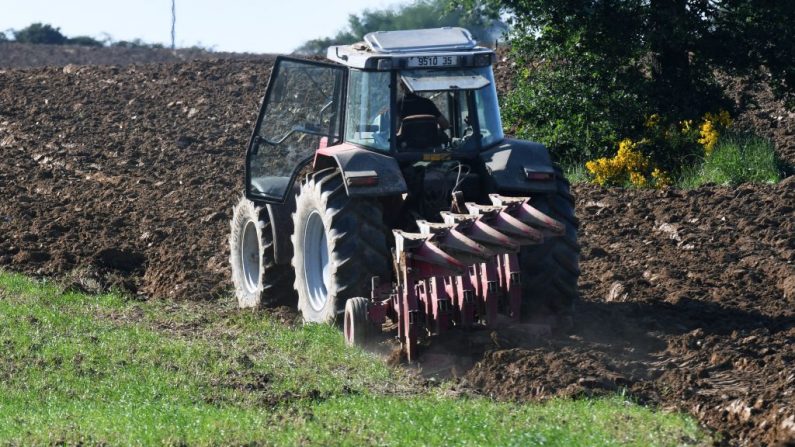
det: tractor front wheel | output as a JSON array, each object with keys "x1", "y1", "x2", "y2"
[
  {"x1": 229, "y1": 196, "x2": 296, "y2": 308},
  {"x1": 343, "y1": 297, "x2": 371, "y2": 347},
  {"x1": 291, "y1": 168, "x2": 391, "y2": 324}
]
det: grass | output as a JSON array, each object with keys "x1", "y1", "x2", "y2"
[
  {"x1": 0, "y1": 271, "x2": 712, "y2": 446},
  {"x1": 678, "y1": 132, "x2": 783, "y2": 188},
  {"x1": 563, "y1": 163, "x2": 590, "y2": 184}
]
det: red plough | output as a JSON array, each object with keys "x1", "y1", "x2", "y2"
[{"x1": 343, "y1": 194, "x2": 566, "y2": 361}]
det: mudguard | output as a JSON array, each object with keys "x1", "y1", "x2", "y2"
[
  {"x1": 264, "y1": 186, "x2": 296, "y2": 266},
  {"x1": 315, "y1": 143, "x2": 408, "y2": 197},
  {"x1": 479, "y1": 138, "x2": 557, "y2": 194}
]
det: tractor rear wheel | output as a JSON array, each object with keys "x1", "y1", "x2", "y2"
[
  {"x1": 291, "y1": 168, "x2": 391, "y2": 324},
  {"x1": 519, "y1": 167, "x2": 580, "y2": 318},
  {"x1": 229, "y1": 196, "x2": 296, "y2": 308}
]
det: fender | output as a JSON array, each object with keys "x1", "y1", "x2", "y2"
[
  {"x1": 264, "y1": 185, "x2": 296, "y2": 266},
  {"x1": 479, "y1": 138, "x2": 558, "y2": 194},
  {"x1": 314, "y1": 143, "x2": 408, "y2": 197}
]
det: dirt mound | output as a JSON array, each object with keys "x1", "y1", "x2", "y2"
[
  {"x1": 1, "y1": 56, "x2": 794, "y2": 444},
  {"x1": 0, "y1": 42, "x2": 269, "y2": 69}
]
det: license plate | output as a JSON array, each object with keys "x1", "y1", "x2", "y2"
[{"x1": 407, "y1": 55, "x2": 458, "y2": 68}]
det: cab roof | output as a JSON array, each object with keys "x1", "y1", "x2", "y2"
[{"x1": 326, "y1": 27, "x2": 494, "y2": 70}]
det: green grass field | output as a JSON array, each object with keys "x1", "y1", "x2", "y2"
[{"x1": 0, "y1": 272, "x2": 711, "y2": 446}]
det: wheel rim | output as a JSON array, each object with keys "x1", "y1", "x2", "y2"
[
  {"x1": 303, "y1": 210, "x2": 330, "y2": 311},
  {"x1": 240, "y1": 220, "x2": 261, "y2": 294}
]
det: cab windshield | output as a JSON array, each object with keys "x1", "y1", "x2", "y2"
[
  {"x1": 398, "y1": 66, "x2": 504, "y2": 150},
  {"x1": 344, "y1": 66, "x2": 504, "y2": 153}
]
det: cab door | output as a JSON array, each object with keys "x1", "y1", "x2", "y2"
[{"x1": 246, "y1": 56, "x2": 347, "y2": 204}]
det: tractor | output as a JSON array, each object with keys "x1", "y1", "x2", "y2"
[{"x1": 229, "y1": 27, "x2": 579, "y2": 361}]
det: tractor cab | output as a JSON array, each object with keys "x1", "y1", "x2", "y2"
[
  {"x1": 326, "y1": 27, "x2": 503, "y2": 156},
  {"x1": 246, "y1": 27, "x2": 503, "y2": 204}
]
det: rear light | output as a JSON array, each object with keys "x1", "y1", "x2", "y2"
[
  {"x1": 523, "y1": 167, "x2": 555, "y2": 181},
  {"x1": 346, "y1": 170, "x2": 379, "y2": 186},
  {"x1": 526, "y1": 172, "x2": 554, "y2": 181}
]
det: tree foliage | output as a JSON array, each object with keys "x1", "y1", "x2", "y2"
[
  {"x1": 453, "y1": 0, "x2": 795, "y2": 166},
  {"x1": 9, "y1": 23, "x2": 104, "y2": 47},
  {"x1": 294, "y1": 0, "x2": 506, "y2": 55},
  {"x1": 13, "y1": 23, "x2": 68, "y2": 45}
]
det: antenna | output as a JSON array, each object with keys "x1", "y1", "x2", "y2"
[{"x1": 171, "y1": 0, "x2": 176, "y2": 50}]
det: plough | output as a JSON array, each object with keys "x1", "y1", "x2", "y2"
[{"x1": 344, "y1": 194, "x2": 565, "y2": 361}]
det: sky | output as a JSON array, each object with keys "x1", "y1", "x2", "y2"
[{"x1": 0, "y1": 0, "x2": 410, "y2": 53}]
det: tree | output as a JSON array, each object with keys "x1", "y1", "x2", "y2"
[
  {"x1": 294, "y1": 0, "x2": 506, "y2": 55},
  {"x1": 707, "y1": 1, "x2": 795, "y2": 108},
  {"x1": 453, "y1": 0, "x2": 795, "y2": 165},
  {"x1": 14, "y1": 23, "x2": 67, "y2": 45}
]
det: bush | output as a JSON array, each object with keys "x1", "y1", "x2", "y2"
[
  {"x1": 502, "y1": 56, "x2": 648, "y2": 165},
  {"x1": 582, "y1": 109, "x2": 741, "y2": 188},
  {"x1": 678, "y1": 132, "x2": 782, "y2": 187},
  {"x1": 14, "y1": 23, "x2": 67, "y2": 45},
  {"x1": 460, "y1": 0, "x2": 794, "y2": 165}
]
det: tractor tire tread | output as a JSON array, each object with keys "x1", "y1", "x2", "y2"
[{"x1": 292, "y1": 170, "x2": 391, "y2": 323}]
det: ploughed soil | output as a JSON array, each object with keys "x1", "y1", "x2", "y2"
[
  {"x1": 456, "y1": 182, "x2": 795, "y2": 446},
  {"x1": 0, "y1": 42, "x2": 268, "y2": 69},
  {"x1": 0, "y1": 60, "x2": 274, "y2": 299},
  {"x1": 1, "y1": 47, "x2": 793, "y2": 445}
]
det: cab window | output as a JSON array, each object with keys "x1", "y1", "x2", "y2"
[
  {"x1": 345, "y1": 70, "x2": 391, "y2": 152},
  {"x1": 247, "y1": 58, "x2": 345, "y2": 203}
]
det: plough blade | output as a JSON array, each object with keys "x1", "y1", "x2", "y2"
[
  {"x1": 489, "y1": 194, "x2": 565, "y2": 236},
  {"x1": 417, "y1": 220, "x2": 494, "y2": 265},
  {"x1": 466, "y1": 202, "x2": 544, "y2": 245},
  {"x1": 440, "y1": 212, "x2": 519, "y2": 252},
  {"x1": 393, "y1": 230, "x2": 466, "y2": 275}
]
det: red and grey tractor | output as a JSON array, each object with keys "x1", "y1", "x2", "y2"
[{"x1": 229, "y1": 28, "x2": 579, "y2": 361}]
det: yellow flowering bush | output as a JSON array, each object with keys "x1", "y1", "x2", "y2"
[
  {"x1": 707, "y1": 110, "x2": 733, "y2": 128},
  {"x1": 698, "y1": 110, "x2": 732, "y2": 154},
  {"x1": 585, "y1": 138, "x2": 651, "y2": 187},
  {"x1": 645, "y1": 113, "x2": 661, "y2": 129},
  {"x1": 585, "y1": 109, "x2": 732, "y2": 188},
  {"x1": 629, "y1": 171, "x2": 647, "y2": 187},
  {"x1": 651, "y1": 167, "x2": 672, "y2": 188}
]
